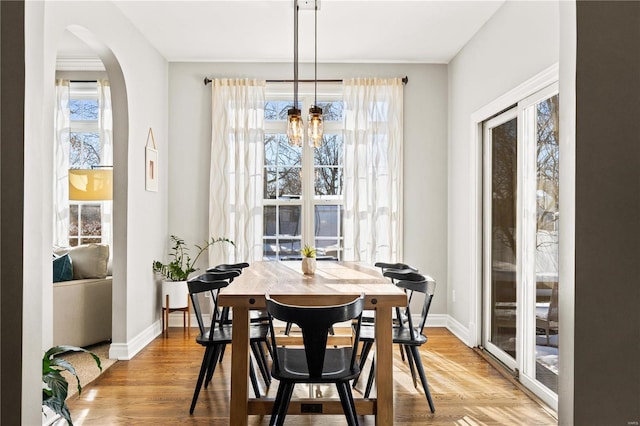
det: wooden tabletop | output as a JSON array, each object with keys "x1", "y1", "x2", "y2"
[
  {"x1": 220, "y1": 260, "x2": 405, "y2": 425},
  {"x1": 218, "y1": 261, "x2": 407, "y2": 309}
]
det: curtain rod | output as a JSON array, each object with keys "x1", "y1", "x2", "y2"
[{"x1": 203, "y1": 76, "x2": 408, "y2": 86}]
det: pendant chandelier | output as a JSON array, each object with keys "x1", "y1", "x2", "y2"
[
  {"x1": 307, "y1": 0, "x2": 323, "y2": 147},
  {"x1": 287, "y1": 0, "x2": 303, "y2": 146},
  {"x1": 287, "y1": 0, "x2": 323, "y2": 147}
]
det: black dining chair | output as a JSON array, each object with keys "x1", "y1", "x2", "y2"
[
  {"x1": 187, "y1": 271, "x2": 270, "y2": 414},
  {"x1": 372, "y1": 262, "x2": 419, "y2": 326},
  {"x1": 353, "y1": 264, "x2": 421, "y2": 376},
  {"x1": 206, "y1": 261, "x2": 272, "y2": 381},
  {"x1": 356, "y1": 274, "x2": 437, "y2": 413},
  {"x1": 265, "y1": 294, "x2": 365, "y2": 426}
]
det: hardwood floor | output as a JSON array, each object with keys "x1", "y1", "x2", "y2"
[{"x1": 67, "y1": 327, "x2": 557, "y2": 425}]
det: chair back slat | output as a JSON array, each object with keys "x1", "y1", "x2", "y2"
[
  {"x1": 266, "y1": 294, "x2": 365, "y2": 378},
  {"x1": 396, "y1": 275, "x2": 437, "y2": 338},
  {"x1": 383, "y1": 269, "x2": 423, "y2": 282},
  {"x1": 375, "y1": 262, "x2": 418, "y2": 272},
  {"x1": 187, "y1": 271, "x2": 239, "y2": 337}
]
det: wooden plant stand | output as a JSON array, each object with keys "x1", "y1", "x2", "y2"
[{"x1": 162, "y1": 294, "x2": 190, "y2": 336}]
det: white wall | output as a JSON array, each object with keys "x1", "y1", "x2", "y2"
[
  {"x1": 24, "y1": 2, "x2": 168, "y2": 422},
  {"x1": 447, "y1": 1, "x2": 560, "y2": 343},
  {"x1": 168, "y1": 62, "x2": 449, "y2": 317}
]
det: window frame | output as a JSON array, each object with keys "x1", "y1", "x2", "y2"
[
  {"x1": 67, "y1": 81, "x2": 107, "y2": 247},
  {"x1": 264, "y1": 82, "x2": 344, "y2": 260}
]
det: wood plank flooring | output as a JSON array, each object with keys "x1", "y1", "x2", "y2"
[{"x1": 67, "y1": 327, "x2": 558, "y2": 425}]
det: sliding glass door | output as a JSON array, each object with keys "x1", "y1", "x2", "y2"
[
  {"x1": 483, "y1": 108, "x2": 519, "y2": 370},
  {"x1": 482, "y1": 83, "x2": 559, "y2": 409}
]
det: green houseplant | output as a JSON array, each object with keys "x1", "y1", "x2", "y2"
[
  {"x1": 42, "y1": 345, "x2": 102, "y2": 426},
  {"x1": 301, "y1": 244, "x2": 317, "y2": 275},
  {"x1": 153, "y1": 235, "x2": 234, "y2": 311},
  {"x1": 301, "y1": 245, "x2": 317, "y2": 259},
  {"x1": 152, "y1": 235, "x2": 234, "y2": 282}
]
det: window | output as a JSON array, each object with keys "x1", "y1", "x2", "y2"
[
  {"x1": 263, "y1": 84, "x2": 344, "y2": 260},
  {"x1": 67, "y1": 81, "x2": 111, "y2": 247}
]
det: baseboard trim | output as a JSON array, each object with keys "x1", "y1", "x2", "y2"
[
  {"x1": 109, "y1": 321, "x2": 162, "y2": 360},
  {"x1": 445, "y1": 315, "x2": 472, "y2": 347},
  {"x1": 422, "y1": 313, "x2": 448, "y2": 328}
]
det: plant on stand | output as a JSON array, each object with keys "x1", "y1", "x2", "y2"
[
  {"x1": 153, "y1": 235, "x2": 234, "y2": 311},
  {"x1": 153, "y1": 235, "x2": 234, "y2": 282},
  {"x1": 301, "y1": 244, "x2": 317, "y2": 275}
]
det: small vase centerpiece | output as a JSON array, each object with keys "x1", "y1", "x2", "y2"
[{"x1": 301, "y1": 245, "x2": 317, "y2": 275}]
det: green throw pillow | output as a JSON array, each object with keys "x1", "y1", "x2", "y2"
[{"x1": 53, "y1": 253, "x2": 73, "y2": 282}]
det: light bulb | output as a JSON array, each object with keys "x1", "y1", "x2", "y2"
[
  {"x1": 287, "y1": 108, "x2": 303, "y2": 146},
  {"x1": 308, "y1": 105, "x2": 323, "y2": 148}
]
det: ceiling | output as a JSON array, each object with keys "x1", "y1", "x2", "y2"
[{"x1": 58, "y1": 0, "x2": 505, "y2": 64}]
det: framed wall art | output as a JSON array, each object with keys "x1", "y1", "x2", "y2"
[{"x1": 145, "y1": 128, "x2": 158, "y2": 192}]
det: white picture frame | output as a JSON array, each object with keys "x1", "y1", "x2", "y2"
[{"x1": 145, "y1": 128, "x2": 158, "y2": 192}]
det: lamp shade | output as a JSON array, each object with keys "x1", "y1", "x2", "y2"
[{"x1": 69, "y1": 169, "x2": 113, "y2": 201}]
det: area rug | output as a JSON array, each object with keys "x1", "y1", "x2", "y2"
[{"x1": 56, "y1": 341, "x2": 117, "y2": 398}]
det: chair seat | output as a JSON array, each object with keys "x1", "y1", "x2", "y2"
[
  {"x1": 196, "y1": 323, "x2": 269, "y2": 345},
  {"x1": 359, "y1": 325, "x2": 427, "y2": 345},
  {"x1": 272, "y1": 347, "x2": 360, "y2": 383}
]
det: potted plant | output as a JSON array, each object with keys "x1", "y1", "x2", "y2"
[
  {"x1": 42, "y1": 345, "x2": 102, "y2": 426},
  {"x1": 152, "y1": 235, "x2": 233, "y2": 309},
  {"x1": 301, "y1": 244, "x2": 317, "y2": 275}
]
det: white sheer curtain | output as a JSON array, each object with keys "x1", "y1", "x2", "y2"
[
  {"x1": 342, "y1": 77, "x2": 404, "y2": 263},
  {"x1": 97, "y1": 80, "x2": 113, "y2": 248},
  {"x1": 209, "y1": 79, "x2": 265, "y2": 266},
  {"x1": 53, "y1": 79, "x2": 71, "y2": 247}
]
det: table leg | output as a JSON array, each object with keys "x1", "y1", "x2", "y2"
[
  {"x1": 229, "y1": 306, "x2": 250, "y2": 426},
  {"x1": 375, "y1": 307, "x2": 394, "y2": 425}
]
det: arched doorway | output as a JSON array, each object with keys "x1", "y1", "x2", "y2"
[{"x1": 54, "y1": 26, "x2": 129, "y2": 354}]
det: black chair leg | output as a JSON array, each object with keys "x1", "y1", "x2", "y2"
[
  {"x1": 215, "y1": 307, "x2": 231, "y2": 364},
  {"x1": 409, "y1": 345, "x2": 435, "y2": 413},
  {"x1": 336, "y1": 382, "x2": 359, "y2": 426},
  {"x1": 204, "y1": 344, "x2": 223, "y2": 389},
  {"x1": 344, "y1": 381, "x2": 359, "y2": 426},
  {"x1": 269, "y1": 383, "x2": 287, "y2": 426},
  {"x1": 399, "y1": 343, "x2": 406, "y2": 363},
  {"x1": 264, "y1": 338, "x2": 274, "y2": 360},
  {"x1": 249, "y1": 358, "x2": 261, "y2": 398},
  {"x1": 284, "y1": 321, "x2": 293, "y2": 335},
  {"x1": 353, "y1": 340, "x2": 373, "y2": 388},
  {"x1": 275, "y1": 382, "x2": 295, "y2": 426},
  {"x1": 251, "y1": 342, "x2": 271, "y2": 386},
  {"x1": 364, "y1": 357, "x2": 375, "y2": 398},
  {"x1": 190, "y1": 346, "x2": 216, "y2": 414},
  {"x1": 257, "y1": 341, "x2": 272, "y2": 385},
  {"x1": 404, "y1": 344, "x2": 418, "y2": 387}
]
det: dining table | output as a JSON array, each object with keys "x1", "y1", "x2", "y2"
[{"x1": 217, "y1": 260, "x2": 407, "y2": 425}]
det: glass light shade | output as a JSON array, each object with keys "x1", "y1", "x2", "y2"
[
  {"x1": 308, "y1": 105, "x2": 323, "y2": 148},
  {"x1": 69, "y1": 169, "x2": 113, "y2": 201},
  {"x1": 287, "y1": 107, "x2": 304, "y2": 146}
]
